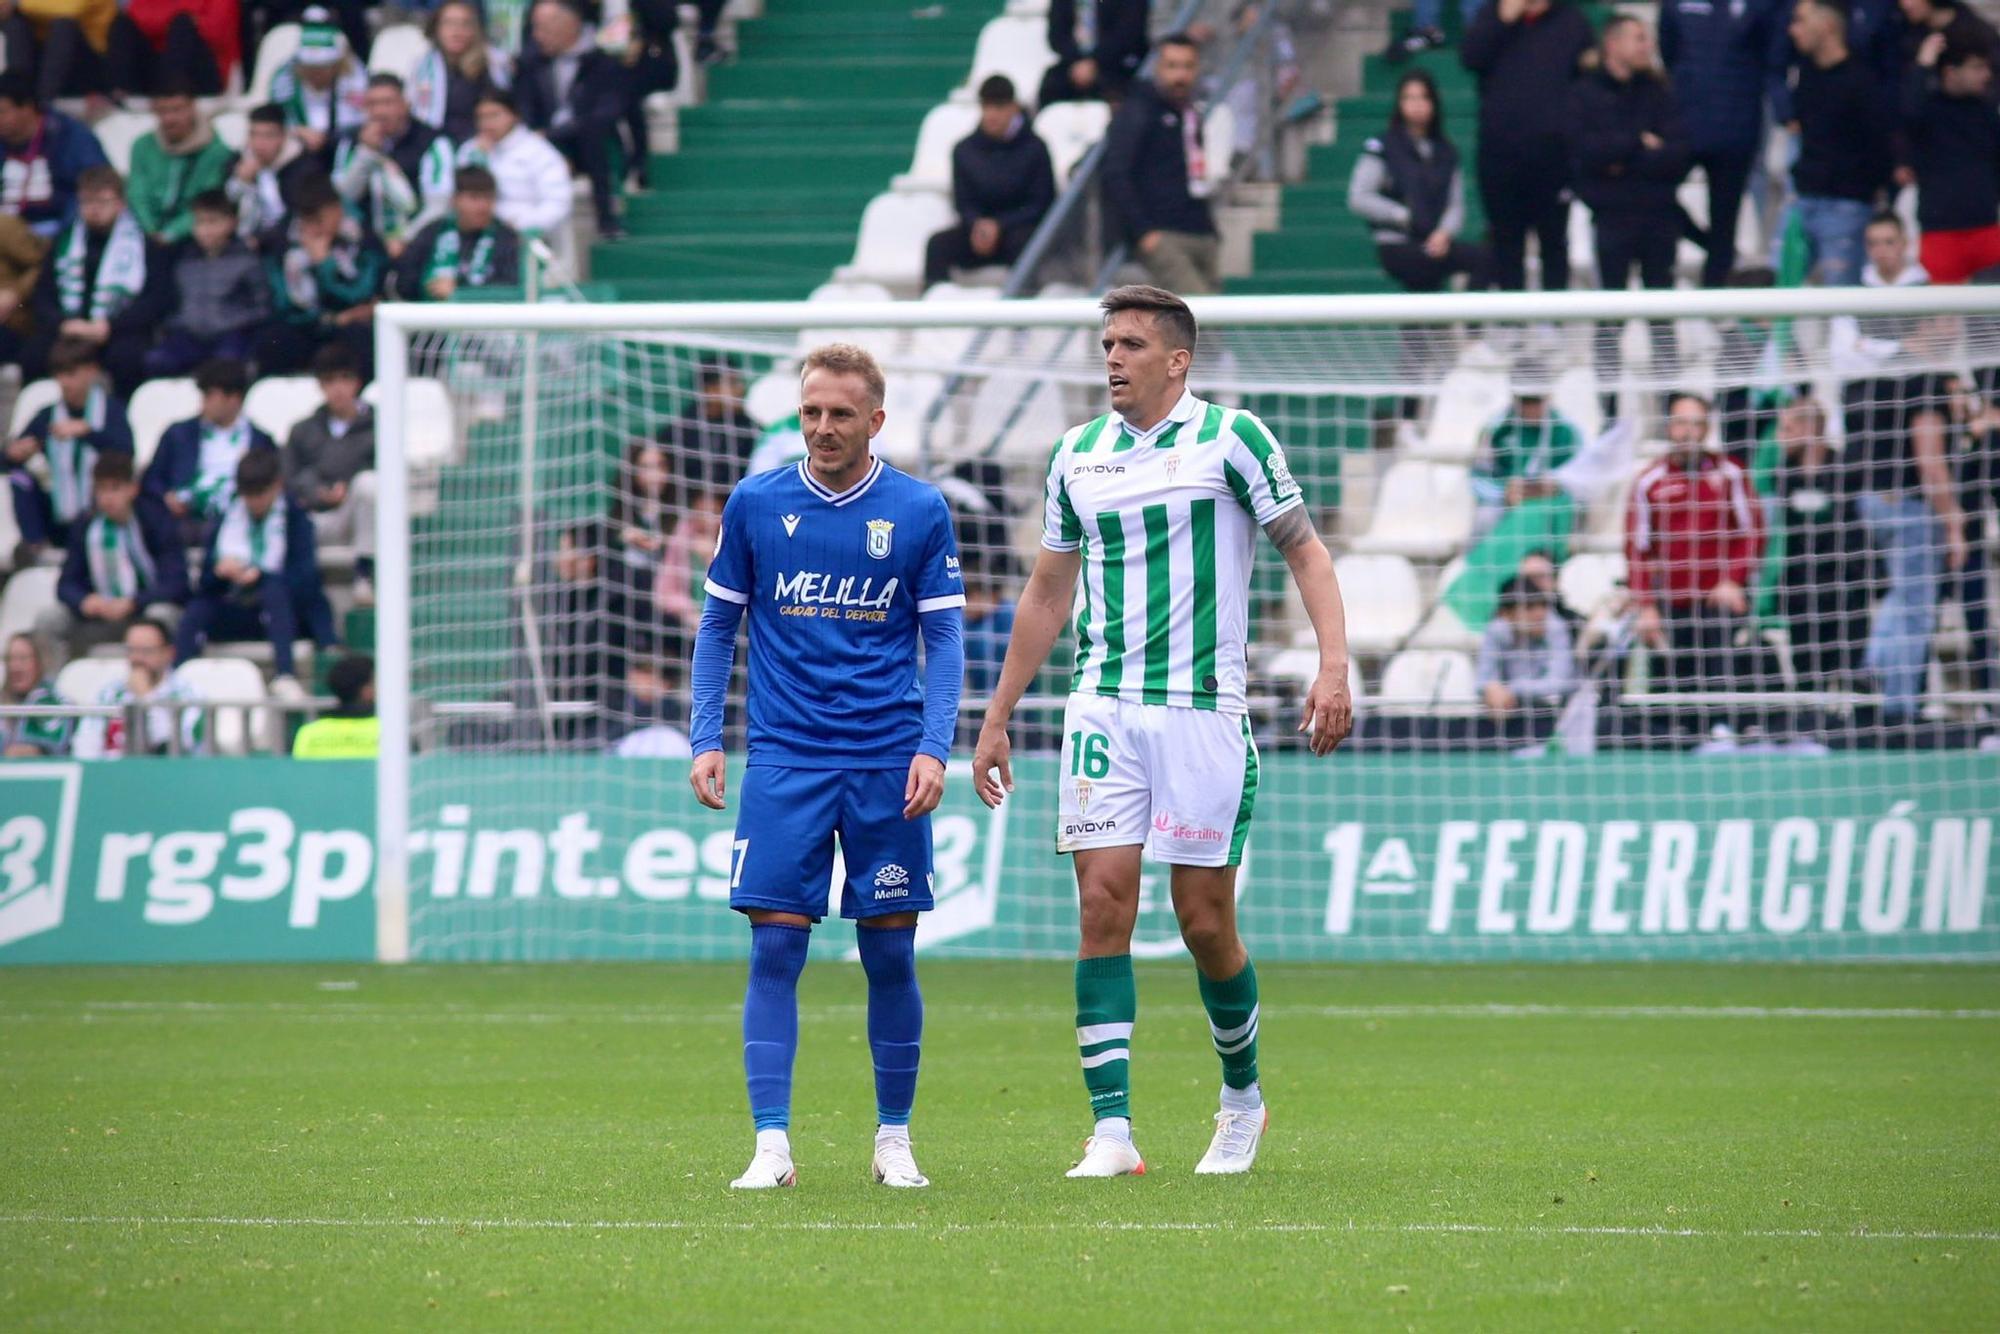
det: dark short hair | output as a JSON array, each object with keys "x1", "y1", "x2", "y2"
[
  {"x1": 195, "y1": 358, "x2": 251, "y2": 396},
  {"x1": 454, "y1": 164, "x2": 497, "y2": 196},
  {"x1": 1100, "y1": 284, "x2": 1198, "y2": 353},
  {"x1": 310, "y1": 342, "x2": 363, "y2": 381},
  {"x1": 1156, "y1": 29, "x2": 1201, "y2": 54},
  {"x1": 48, "y1": 336, "x2": 102, "y2": 375},
  {"x1": 327, "y1": 652, "x2": 375, "y2": 707},
  {"x1": 1865, "y1": 210, "x2": 1905, "y2": 233},
  {"x1": 93, "y1": 452, "x2": 137, "y2": 486},
  {"x1": 1497, "y1": 574, "x2": 1549, "y2": 612},
  {"x1": 475, "y1": 87, "x2": 516, "y2": 115},
  {"x1": 977, "y1": 74, "x2": 1016, "y2": 105},
  {"x1": 1942, "y1": 41, "x2": 1993, "y2": 69},
  {"x1": 0, "y1": 72, "x2": 37, "y2": 110},
  {"x1": 249, "y1": 102, "x2": 287, "y2": 127},
  {"x1": 290, "y1": 173, "x2": 342, "y2": 218},
  {"x1": 153, "y1": 74, "x2": 201, "y2": 102},
  {"x1": 367, "y1": 72, "x2": 407, "y2": 94},
  {"x1": 78, "y1": 164, "x2": 125, "y2": 198},
  {"x1": 190, "y1": 187, "x2": 236, "y2": 218},
  {"x1": 1666, "y1": 390, "x2": 1711, "y2": 414},
  {"x1": 235, "y1": 446, "x2": 282, "y2": 495},
  {"x1": 1600, "y1": 12, "x2": 1644, "y2": 44},
  {"x1": 129, "y1": 616, "x2": 173, "y2": 648},
  {"x1": 1799, "y1": 0, "x2": 1846, "y2": 32},
  {"x1": 1727, "y1": 265, "x2": 1777, "y2": 289}
]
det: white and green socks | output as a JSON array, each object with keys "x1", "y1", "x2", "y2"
[
  {"x1": 1076, "y1": 954, "x2": 1136, "y2": 1138},
  {"x1": 1199, "y1": 959, "x2": 1262, "y2": 1112}
]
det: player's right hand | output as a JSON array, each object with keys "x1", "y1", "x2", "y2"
[
  {"x1": 971, "y1": 723, "x2": 1013, "y2": 809},
  {"x1": 690, "y1": 750, "x2": 728, "y2": 810}
]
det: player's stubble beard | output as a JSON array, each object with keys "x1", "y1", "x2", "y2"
[{"x1": 806, "y1": 420, "x2": 872, "y2": 492}]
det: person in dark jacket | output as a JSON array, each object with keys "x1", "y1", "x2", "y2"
[
  {"x1": 23, "y1": 165, "x2": 172, "y2": 396},
  {"x1": 1769, "y1": 395, "x2": 1869, "y2": 691},
  {"x1": 43, "y1": 451, "x2": 189, "y2": 655},
  {"x1": 1038, "y1": 0, "x2": 1151, "y2": 106},
  {"x1": 393, "y1": 165, "x2": 522, "y2": 300},
  {"x1": 0, "y1": 73, "x2": 108, "y2": 240},
  {"x1": 1101, "y1": 33, "x2": 1219, "y2": 292},
  {"x1": 1788, "y1": 0, "x2": 1895, "y2": 285},
  {"x1": 1570, "y1": 15, "x2": 1690, "y2": 388},
  {"x1": 1659, "y1": 0, "x2": 1791, "y2": 285},
  {"x1": 515, "y1": 0, "x2": 630, "y2": 238},
  {"x1": 1347, "y1": 68, "x2": 1489, "y2": 292},
  {"x1": 256, "y1": 174, "x2": 386, "y2": 375},
  {"x1": 146, "y1": 190, "x2": 272, "y2": 376},
  {"x1": 924, "y1": 76, "x2": 1057, "y2": 286},
  {"x1": 1461, "y1": 0, "x2": 1596, "y2": 292},
  {"x1": 332, "y1": 73, "x2": 457, "y2": 258},
  {"x1": 175, "y1": 447, "x2": 338, "y2": 683},
  {"x1": 1898, "y1": 0, "x2": 2000, "y2": 72},
  {"x1": 1903, "y1": 39, "x2": 2000, "y2": 282},
  {"x1": 283, "y1": 342, "x2": 377, "y2": 598},
  {"x1": 7, "y1": 337, "x2": 132, "y2": 561},
  {"x1": 143, "y1": 357, "x2": 278, "y2": 538}
]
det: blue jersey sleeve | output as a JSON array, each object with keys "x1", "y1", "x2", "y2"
[
  {"x1": 704, "y1": 487, "x2": 754, "y2": 607},
  {"x1": 914, "y1": 493, "x2": 966, "y2": 615}
]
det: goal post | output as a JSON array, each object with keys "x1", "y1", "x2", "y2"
[{"x1": 372, "y1": 287, "x2": 2000, "y2": 966}]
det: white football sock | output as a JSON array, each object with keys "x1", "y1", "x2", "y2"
[
  {"x1": 1094, "y1": 1116, "x2": 1133, "y2": 1145},
  {"x1": 1220, "y1": 1081, "x2": 1263, "y2": 1115},
  {"x1": 876, "y1": 1124, "x2": 910, "y2": 1144},
  {"x1": 756, "y1": 1128, "x2": 792, "y2": 1158}
]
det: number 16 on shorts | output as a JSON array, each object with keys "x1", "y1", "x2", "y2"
[{"x1": 1056, "y1": 695, "x2": 1257, "y2": 867}]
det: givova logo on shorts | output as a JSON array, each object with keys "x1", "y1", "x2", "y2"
[{"x1": 0, "y1": 764, "x2": 83, "y2": 950}]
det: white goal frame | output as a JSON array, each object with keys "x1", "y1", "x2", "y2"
[{"x1": 371, "y1": 284, "x2": 2000, "y2": 963}]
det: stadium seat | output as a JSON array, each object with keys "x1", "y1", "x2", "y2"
[
  {"x1": 1332, "y1": 553, "x2": 1422, "y2": 656},
  {"x1": 247, "y1": 24, "x2": 302, "y2": 105},
  {"x1": 362, "y1": 377, "x2": 456, "y2": 469},
  {"x1": 176, "y1": 656, "x2": 271, "y2": 755},
  {"x1": 1552, "y1": 365, "x2": 1603, "y2": 441},
  {"x1": 872, "y1": 371, "x2": 947, "y2": 463},
  {"x1": 0, "y1": 489, "x2": 18, "y2": 573},
  {"x1": 1263, "y1": 648, "x2": 1366, "y2": 714},
  {"x1": 1350, "y1": 460, "x2": 1473, "y2": 559},
  {"x1": 971, "y1": 372, "x2": 1069, "y2": 462},
  {"x1": 212, "y1": 110, "x2": 248, "y2": 152},
  {"x1": 244, "y1": 376, "x2": 324, "y2": 444},
  {"x1": 743, "y1": 370, "x2": 798, "y2": 428},
  {"x1": 0, "y1": 564, "x2": 57, "y2": 643},
  {"x1": 9, "y1": 377, "x2": 60, "y2": 437},
  {"x1": 807, "y1": 280, "x2": 894, "y2": 305},
  {"x1": 1376, "y1": 648, "x2": 1480, "y2": 715},
  {"x1": 1033, "y1": 100, "x2": 1110, "y2": 183},
  {"x1": 367, "y1": 24, "x2": 429, "y2": 80},
  {"x1": 54, "y1": 654, "x2": 124, "y2": 708},
  {"x1": 91, "y1": 112, "x2": 154, "y2": 176},
  {"x1": 966, "y1": 15, "x2": 1054, "y2": 105},
  {"x1": 836, "y1": 192, "x2": 958, "y2": 291},
  {"x1": 892, "y1": 101, "x2": 980, "y2": 195},
  {"x1": 1410, "y1": 603, "x2": 1481, "y2": 653},
  {"x1": 1413, "y1": 367, "x2": 1508, "y2": 464},
  {"x1": 127, "y1": 378, "x2": 201, "y2": 473},
  {"x1": 1558, "y1": 551, "x2": 1626, "y2": 618}
]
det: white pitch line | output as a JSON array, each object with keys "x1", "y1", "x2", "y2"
[
  {"x1": 0, "y1": 1214, "x2": 1995, "y2": 1242},
  {"x1": 0, "y1": 1000, "x2": 1996, "y2": 1024}
]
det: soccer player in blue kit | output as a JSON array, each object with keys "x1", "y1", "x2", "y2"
[{"x1": 689, "y1": 344, "x2": 966, "y2": 1191}]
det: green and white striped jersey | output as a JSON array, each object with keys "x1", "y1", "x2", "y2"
[{"x1": 1042, "y1": 390, "x2": 1303, "y2": 714}]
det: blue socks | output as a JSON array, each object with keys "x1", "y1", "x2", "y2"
[
  {"x1": 857, "y1": 925, "x2": 923, "y2": 1127},
  {"x1": 743, "y1": 923, "x2": 810, "y2": 1131}
]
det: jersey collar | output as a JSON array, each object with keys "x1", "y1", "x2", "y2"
[
  {"x1": 797, "y1": 455, "x2": 883, "y2": 507},
  {"x1": 1111, "y1": 388, "x2": 1201, "y2": 448}
]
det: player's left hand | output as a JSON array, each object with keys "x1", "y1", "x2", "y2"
[
  {"x1": 1300, "y1": 667, "x2": 1353, "y2": 757},
  {"x1": 903, "y1": 754, "x2": 946, "y2": 819}
]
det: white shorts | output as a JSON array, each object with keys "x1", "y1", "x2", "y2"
[{"x1": 1056, "y1": 694, "x2": 1260, "y2": 868}]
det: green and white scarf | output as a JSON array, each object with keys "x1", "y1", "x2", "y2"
[
  {"x1": 0, "y1": 680, "x2": 71, "y2": 755},
  {"x1": 215, "y1": 494, "x2": 288, "y2": 575},
  {"x1": 423, "y1": 215, "x2": 498, "y2": 292},
  {"x1": 84, "y1": 513, "x2": 158, "y2": 599},
  {"x1": 45, "y1": 386, "x2": 108, "y2": 525},
  {"x1": 54, "y1": 209, "x2": 146, "y2": 321},
  {"x1": 186, "y1": 419, "x2": 253, "y2": 517}
]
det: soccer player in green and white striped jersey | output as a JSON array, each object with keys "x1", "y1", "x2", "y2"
[{"x1": 973, "y1": 286, "x2": 1355, "y2": 1179}]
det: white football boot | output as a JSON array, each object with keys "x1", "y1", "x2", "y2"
[
  {"x1": 1066, "y1": 1135, "x2": 1147, "y2": 1178},
  {"x1": 729, "y1": 1148, "x2": 797, "y2": 1189},
  {"x1": 1194, "y1": 1106, "x2": 1269, "y2": 1175},
  {"x1": 870, "y1": 1134, "x2": 930, "y2": 1189}
]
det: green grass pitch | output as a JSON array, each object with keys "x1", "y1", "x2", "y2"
[{"x1": 3, "y1": 961, "x2": 1997, "y2": 1330}]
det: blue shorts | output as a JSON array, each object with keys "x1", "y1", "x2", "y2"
[{"x1": 731, "y1": 764, "x2": 935, "y2": 922}]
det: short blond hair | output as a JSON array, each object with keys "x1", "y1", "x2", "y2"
[{"x1": 800, "y1": 342, "x2": 886, "y2": 407}]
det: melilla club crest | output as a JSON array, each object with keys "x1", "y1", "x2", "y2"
[{"x1": 866, "y1": 518, "x2": 895, "y2": 559}]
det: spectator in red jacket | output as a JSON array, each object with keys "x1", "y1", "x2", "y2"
[{"x1": 1626, "y1": 392, "x2": 1768, "y2": 736}]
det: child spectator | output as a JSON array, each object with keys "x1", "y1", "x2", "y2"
[
  {"x1": 146, "y1": 189, "x2": 272, "y2": 376},
  {"x1": 226, "y1": 103, "x2": 313, "y2": 245},
  {"x1": 458, "y1": 89, "x2": 571, "y2": 238},
  {"x1": 1, "y1": 633, "x2": 71, "y2": 757},
  {"x1": 332, "y1": 72, "x2": 455, "y2": 258},
  {"x1": 143, "y1": 357, "x2": 276, "y2": 534},
  {"x1": 395, "y1": 165, "x2": 520, "y2": 300},
  {"x1": 282, "y1": 343, "x2": 376, "y2": 600},
  {"x1": 45, "y1": 451, "x2": 189, "y2": 654},
  {"x1": 1476, "y1": 574, "x2": 1578, "y2": 741},
  {"x1": 69, "y1": 617, "x2": 205, "y2": 758},
  {"x1": 258, "y1": 173, "x2": 385, "y2": 374},
  {"x1": 0, "y1": 72, "x2": 107, "y2": 238},
  {"x1": 126, "y1": 79, "x2": 234, "y2": 243},
  {"x1": 176, "y1": 448, "x2": 338, "y2": 685},
  {"x1": 411, "y1": 0, "x2": 513, "y2": 145},
  {"x1": 25, "y1": 164, "x2": 169, "y2": 395},
  {"x1": 269, "y1": 5, "x2": 369, "y2": 167},
  {"x1": 7, "y1": 336, "x2": 133, "y2": 564}
]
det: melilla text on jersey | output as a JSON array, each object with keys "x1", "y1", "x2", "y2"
[{"x1": 772, "y1": 569, "x2": 899, "y2": 622}]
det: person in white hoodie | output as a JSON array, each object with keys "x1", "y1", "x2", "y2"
[{"x1": 456, "y1": 88, "x2": 571, "y2": 239}]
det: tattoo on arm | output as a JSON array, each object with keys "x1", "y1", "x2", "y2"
[{"x1": 1262, "y1": 506, "x2": 1321, "y2": 554}]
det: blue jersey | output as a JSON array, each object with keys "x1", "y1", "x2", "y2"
[{"x1": 698, "y1": 456, "x2": 965, "y2": 769}]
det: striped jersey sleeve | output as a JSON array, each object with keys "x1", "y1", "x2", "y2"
[
  {"x1": 1220, "y1": 410, "x2": 1304, "y2": 525},
  {"x1": 1040, "y1": 433, "x2": 1083, "y2": 552}
]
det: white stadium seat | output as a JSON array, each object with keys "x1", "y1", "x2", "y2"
[
  {"x1": 0, "y1": 565, "x2": 58, "y2": 643},
  {"x1": 1350, "y1": 460, "x2": 1473, "y2": 559},
  {"x1": 10, "y1": 377, "x2": 60, "y2": 437},
  {"x1": 245, "y1": 376, "x2": 325, "y2": 444},
  {"x1": 871, "y1": 371, "x2": 946, "y2": 464},
  {"x1": 1332, "y1": 553, "x2": 1422, "y2": 656},
  {"x1": 367, "y1": 24, "x2": 430, "y2": 80},
  {"x1": 1558, "y1": 551, "x2": 1627, "y2": 618},
  {"x1": 807, "y1": 280, "x2": 894, "y2": 304},
  {"x1": 1552, "y1": 365, "x2": 1603, "y2": 441},
  {"x1": 1033, "y1": 99, "x2": 1110, "y2": 182},
  {"x1": 212, "y1": 110, "x2": 249, "y2": 152},
  {"x1": 175, "y1": 656, "x2": 271, "y2": 755},
  {"x1": 90, "y1": 112, "x2": 154, "y2": 176},
  {"x1": 836, "y1": 192, "x2": 958, "y2": 290},
  {"x1": 248, "y1": 24, "x2": 302, "y2": 105},
  {"x1": 127, "y1": 378, "x2": 202, "y2": 473},
  {"x1": 1377, "y1": 649, "x2": 1480, "y2": 715},
  {"x1": 54, "y1": 654, "x2": 125, "y2": 708},
  {"x1": 363, "y1": 377, "x2": 457, "y2": 469},
  {"x1": 1409, "y1": 603, "x2": 1481, "y2": 653},
  {"x1": 1413, "y1": 366, "x2": 1508, "y2": 464},
  {"x1": 967, "y1": 15, "x2": 1054, "y2": 105},
  {"x1": 744, "y1": 370, "x2": 798, "y2": 428},
  {"x1": 893, "y1": 101, "x2": 980, "y2": 195}
]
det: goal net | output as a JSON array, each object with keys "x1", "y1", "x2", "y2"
[{"x1": 372, "y1": 289, "x2": 2000, "y2": 965}]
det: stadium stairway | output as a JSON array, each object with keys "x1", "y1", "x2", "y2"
[{"x1": 588, "y1": 0, "x2": 999, "y2": 302}]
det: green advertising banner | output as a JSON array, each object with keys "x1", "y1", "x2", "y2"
[{"x1": 2, "y1": 755, "x2": 1996, "y2": 964}]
